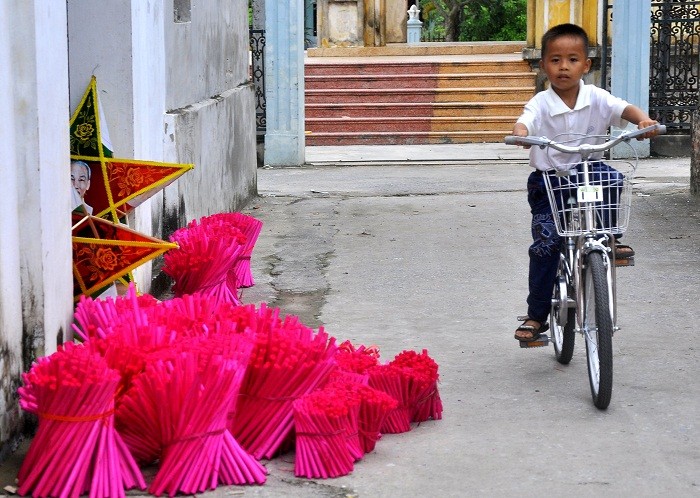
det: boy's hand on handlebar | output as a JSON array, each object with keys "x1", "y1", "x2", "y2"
[
  {"x1": 637, "y1": 119, "x2": 660, "y2": 140},
  {"x1": 512, "y1": 124, "x2": 531, "y2": 149}
]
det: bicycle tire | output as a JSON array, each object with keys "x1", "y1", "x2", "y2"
[
  {"x1": 583, "y1": 251, "x2": 614, "y2": 409},
  {"x1": 551, "y1": 270, "x2": 575, "y2": 365}
]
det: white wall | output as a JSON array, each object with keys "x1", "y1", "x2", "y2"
[
  {"x1": 166, "y1": 0, "x2": 251, "y2": 109},
  {"x1": 1, "y1": 0, "x2": 74, "y2": 455},
  {"x1": 13, "y1": 2, "x2": 73, "y2": 353},
  {"x1": 164, "y1": 85, "x2": 257, "y2": 222},
  {"x1": 0, "y1": 0, "x2": 256, "y2": 461},
  {"x1": 0, "y1": 0, "x2": 25, "y2": 453},
  {"x1": 162, "y1": 0, "x2": 257, "y2": 228},
  {"x1": 0, "y1": 0, "x2": 257, "y2": 455},
  {"x1": 67, "y1": 1, "x2": 151, "y2": 284},
  {"x1": 68, "y1": 3, "x2": 135, "y2": 154}
]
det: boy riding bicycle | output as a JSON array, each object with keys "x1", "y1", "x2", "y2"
[{"x1": 511, "y1": 23, "x2": 659, "y2": 342}]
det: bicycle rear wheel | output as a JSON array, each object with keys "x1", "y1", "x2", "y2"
[
  {"x1": 583, "y1": 251, "x2": 613, "y2": 409},
  {"x1": 551, "y1": 262, "x2": 575, "y2": 364}
]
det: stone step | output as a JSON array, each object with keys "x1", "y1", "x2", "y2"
[
  {"x1": 306, "y1": 41, "x2": 527, "y2": 58},
  {"x1": 305, "y1": 116, "x2": 516, "y2": 133},
  {"x1": 305, "y1": 101, "x2": 526, "y2": 118},
  {"x1": 305, "y1": 72, "x2": 536, "y2": 90},
  {"x1": 305, "y1": 130, "x2": 510, "y2": 146},
  {"x1": 306, "y1": 86, "x2": 536, "y2": 104},
  {"x1": 305, "y1": 59, "x2": 534, "y2": 76}
]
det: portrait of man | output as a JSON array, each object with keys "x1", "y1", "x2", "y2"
[{"x1": 71, "y1": 160, "x2": 93, "y2": 214}]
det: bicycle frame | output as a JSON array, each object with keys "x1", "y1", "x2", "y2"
[
  {"x1": 556, "y1": 150, "x2": 619, "y2": 336},
  {"x1": 556, "y1": 160, "x2": 617, "y2": 335}
]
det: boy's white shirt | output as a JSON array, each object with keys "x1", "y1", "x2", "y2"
[{"x1": 516, "y1": 81, "x2": 630, "y2": 171}]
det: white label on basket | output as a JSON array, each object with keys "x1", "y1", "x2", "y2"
[{"x1": 577, "y1": 185, "x2": 602, "y2": 203}]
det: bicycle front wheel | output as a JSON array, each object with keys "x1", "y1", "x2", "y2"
[{"x1": 583, "y1": 251, "x2": 613, "y2": 409}]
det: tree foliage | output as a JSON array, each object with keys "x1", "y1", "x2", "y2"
[
  {"x1": 421, "y1": 0, "x2": 472, "y2": 42},
  {"x1": 420, "y1": 0, "x2": 526, "y2": 42}
]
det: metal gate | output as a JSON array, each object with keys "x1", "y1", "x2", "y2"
[
  {"x1": 650, "y1": 0, "x2": 700, "y2": 133},
  {"x1": 249, "y1": 28, "x2": 266, "y2": 142}
]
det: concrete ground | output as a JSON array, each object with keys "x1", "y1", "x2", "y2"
[{"x1": 2, "y1": 143, "x2": 698, "y2": 497}]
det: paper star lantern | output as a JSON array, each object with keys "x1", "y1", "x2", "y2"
[{"x1": 69, "y1": 76, "x2": 192, "y2": 299}]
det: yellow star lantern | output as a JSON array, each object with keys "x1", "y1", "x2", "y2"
[{"x1": 69, "y1": 76, "x2": 192, "y2": 300}]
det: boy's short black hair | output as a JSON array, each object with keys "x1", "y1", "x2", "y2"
[{"x1": 541, "y1": 23, "x2": 589, "y2": 57}]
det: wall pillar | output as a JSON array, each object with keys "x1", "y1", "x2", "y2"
[
  {"x1": 385, "y1": 0, "x2": 406, "y2": 43},
  {"x1": 14, "y1": 1, "x2": 73, "y2": 355},
  {"x1": 130, "y1": 0, "x2": 166, "y2": 286},
  {"x1": 363, "y1": 0, "x2": 386, "y2": 47},
  {"x1": 523, "y1": 0, "x2": 601, "y2": 90},
  {"x1": 525, "y1": 0, "x2": 600, "y2": 50},
  {"x1": 0, "y1": 0, "x2": 25, "y2": 458},
  {"x1": 264, "y1": 0, "x2": 306, "y2": 167},
  {"x1": 610, "y1": 0, "x2": 651, "y2": 158}
]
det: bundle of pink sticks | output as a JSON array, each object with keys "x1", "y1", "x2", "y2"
[
  {"x1": 188, "y1": 212, "x2": 263, "y2": 288},
  {"x1": 230, "y1": 307, "x2": 338, "y2": 460},
  {"x1": 164, "y1": 217, "x2": 246, "y2": 305},
  {"x1": 17, "y1": 343, "x2": 146, "y2": 498}
]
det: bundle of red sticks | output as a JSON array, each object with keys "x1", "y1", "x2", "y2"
[
  {"x1": 293, "y1": 388, "x2": 357, "y2": 478},
  {"x1": 119, "y1": 335, "x2": 267, "y2": 496},
  {"x1": 367, "y1": 349, "x2": 442, "y2": 434},
  {"x1": 192, "y1": 213, "x2": 263, "y2": 288},
  {"x1": 17, "y1": 342, "x2": 146, "y2": 498},
  {"x1": 335, "y1": 340, "x2": 381, "y2": 376},
  {"x1": 356, "y1": 384, "x2": 399, "y2": 454},
  {"x1": 163, "y1": 213, "x2": 263, "y2": 305},
  {"x1": 163, "y1": 217, "x2": 246, "y2": 305},
  {"x1": 230, "y1": 308, "x2": 338, "y2": 459},
  {"x1": 72, "y1": 290, "x2": 159, "y2": 341},
  {"x1": 292, "y1": 376, "x2": 399, "y2": 478},
  {"x1": 391, "y1": 349, "x2": 443, "y2": 423}
]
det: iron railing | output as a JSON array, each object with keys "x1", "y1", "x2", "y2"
[
  {"x1": 650, "y1": 0, "x2": 700, "y2": 132},
  {"x1": 249, "y1": 28, "x2": 266, "y2": 141}
]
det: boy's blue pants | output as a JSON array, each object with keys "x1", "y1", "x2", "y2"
[
  {"x1": 526, "y1": 170, "x2": 561, "y2": 322},
  {"x1": 525, "y1": 163, "x2": 623, "y2": 322}
]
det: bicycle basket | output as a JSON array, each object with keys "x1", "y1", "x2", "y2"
[{"x1": 542, "y1": 160, "x2": 636, "y2": 237}]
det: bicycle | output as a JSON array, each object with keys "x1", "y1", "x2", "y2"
[{"x1": 505, "y1": 124, "x2": 665, "y2": 409}]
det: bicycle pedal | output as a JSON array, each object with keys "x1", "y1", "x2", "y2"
[
  {"x1": 519, "y1": 334, "x2": 550, "y2": 348},
  {"x1": 615, "y1": 257, "x2": 635, "y2": 267}
]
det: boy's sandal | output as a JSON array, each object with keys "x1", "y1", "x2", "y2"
[
  {"x1": 514, "y1": 316, "x2": 549, "y2": 342},
  {"x1": 614, "y1": 243, "x2": 635, "y2": 259}
]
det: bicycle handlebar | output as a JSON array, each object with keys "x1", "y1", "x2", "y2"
[{"x1": 504, "y1": 124, "x2": 666, "y2": 154}]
